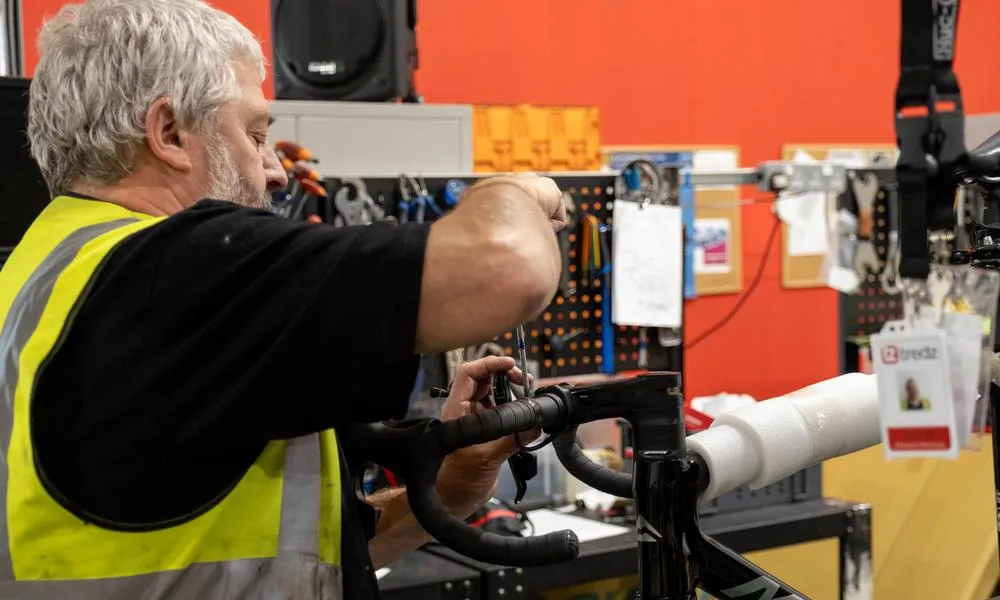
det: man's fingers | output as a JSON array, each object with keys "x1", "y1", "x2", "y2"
[
  {"x1": 447, "y1": 370, "x2": 479, "y2": 406},
  {"x1": 504, "y1": 366, "x2": 533, "y2": 387},
  {"x1": 458, "y1": 355, "x2": 516, "y2": 381},
  {"x1": 451, "y1": 356, "x2": 513, "y2": 402}
]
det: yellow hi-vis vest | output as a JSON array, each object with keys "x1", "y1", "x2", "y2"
[{"x1": 0, "y1": 196, "x2": 343, "y2": 599}]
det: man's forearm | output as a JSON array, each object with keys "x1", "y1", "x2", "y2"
[
  {"x1": 365, "y1": 487, "x2": 480, "y2": 569},
  {"x1": 366, "y1": 487, "x2": 428, "y2": 569}
]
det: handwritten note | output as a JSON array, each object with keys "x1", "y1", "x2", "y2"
[
  {"x1": 611, "y1": 201, "x2": 683, "y2": 328},
  {"x1": 777, "y1": 149, "x2": 829, "y2": 257}
]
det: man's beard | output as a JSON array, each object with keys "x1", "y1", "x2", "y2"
[{"x1": 204, "y1": 135, "x2": 271, "y2": 210}]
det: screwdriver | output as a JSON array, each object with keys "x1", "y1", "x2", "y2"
[{"x1": 515, "y1": 325, "x2": 532, "y2": 398}]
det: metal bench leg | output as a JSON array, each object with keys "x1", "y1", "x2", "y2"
[{"x1": 839, "y1": 504, "x2": 873, "y2": 600}]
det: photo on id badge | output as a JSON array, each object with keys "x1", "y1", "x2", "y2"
[{"x1": 898, "y1": 373, "x2": 931, "y2": 411}]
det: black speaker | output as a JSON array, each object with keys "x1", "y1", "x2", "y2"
[{"x1": 271, "y1": 0, "x2": 419, "y2": 102}]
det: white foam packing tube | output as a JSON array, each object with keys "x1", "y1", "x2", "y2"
[{"x1": 686, "y1": 373, "x2": 880, "y2": 501}]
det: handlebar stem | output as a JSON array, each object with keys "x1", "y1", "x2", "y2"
[{"x1": 540, "y1": 373, "x2": 685, "y2": 454}]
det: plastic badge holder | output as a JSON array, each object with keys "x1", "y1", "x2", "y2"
[
  {"x1": 823, "y1": 204, "x2": 863, "y2": 294},
  {"x1": 877, "y1": 265, "x2": 1000, "y2": 451}
]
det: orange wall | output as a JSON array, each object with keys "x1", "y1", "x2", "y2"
[{"x1": 21, "y1": 1, "x2": 1000, "y2": 401}]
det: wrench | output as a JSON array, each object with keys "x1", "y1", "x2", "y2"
[
  {"x1": 851, "y1": 172, "x2": 881, "y2": 275},
  {"x1": 332, "y1": 178, "x2": 385, "y2": 227}
]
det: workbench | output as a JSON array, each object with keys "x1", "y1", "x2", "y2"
[
  {"x1": 394, "y1": 498, "x2": 872, "y2": 600},
  {"x1": 379, "y1": 548, "x2": 483, "y2": 600}
]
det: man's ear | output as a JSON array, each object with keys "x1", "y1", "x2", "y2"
[{"x1": 145, "y1": 97, "x2": 193, "y2": 173}]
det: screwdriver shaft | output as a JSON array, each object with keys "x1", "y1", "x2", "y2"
[{"x1": 515, "y1": 325, "x2": 532, "y2": 397}]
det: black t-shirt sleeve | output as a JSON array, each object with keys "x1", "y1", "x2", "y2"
[
  {"x1": 31, "y1": 200, "x2": 429, "y2": 526},
  {"x1": 101, "y1": 200, "x2": 428, "y2": 438}
]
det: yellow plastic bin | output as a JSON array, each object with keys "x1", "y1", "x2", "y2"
[{"x1": 473, "y1": 104, "x2": 602, "y2": 172}]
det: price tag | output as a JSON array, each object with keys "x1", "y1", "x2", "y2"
[{"x1": 870, "y1": 322, "x2": 959, "y2": 459}]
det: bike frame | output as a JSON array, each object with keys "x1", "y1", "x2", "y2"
[{"x1": 631, "y1": 389, "x2": 806, "y2": 599}]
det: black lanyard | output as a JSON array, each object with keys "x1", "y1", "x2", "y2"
[{"x1": 895, "y1": 0, "x2": 965, "y2": 279}]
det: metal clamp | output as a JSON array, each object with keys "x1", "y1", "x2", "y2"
[{"x1": 759, "y1": 161, "x2": 848, "y2": 195}]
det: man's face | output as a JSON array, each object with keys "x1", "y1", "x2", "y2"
[
  {"x1": 905, "y1": 379, "x2": 918, "y2": 398},
  {"x1": 196, "y1": 60, "x2": 287, "y2": 209}
]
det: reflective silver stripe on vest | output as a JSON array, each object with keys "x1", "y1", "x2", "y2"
[{"x1": 0, "y1": 219, "x2": 340, "y2": 599}]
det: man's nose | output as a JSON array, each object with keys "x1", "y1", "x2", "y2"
[{"x1": 263, "y1": 146, "x2": 289, "y2": 192}]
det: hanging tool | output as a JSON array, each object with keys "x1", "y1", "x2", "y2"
[
  {"x1": 400, "y1": 175, "x2": 429, "y2": 223},
  {"x1": 850, "y1": 172, "x2": 882, "y2": 274},
  {"x1": 599, "y1": 223, "x2": 614, "y2": 374},
  {"x1": 579, "y1": 213, "x2": 603, "y2": 287},
  {"x1": 290, "y1": 179, "x2": 328, "y2": 222},
  {"x1": 397, "y1": 175, "x2": 414, "y2": 223},
  {"x1": 283, "y1": 161, "x2": 324, "y2": 218},
  {"x1": 637, "y1": 327, "x2": 649, "y2": 369},
  {"x1": 272, "y1": 142, "x2": 321, "y2": 214},
  {"x1": 291, "y1": 161, "x2": 322, "y2": 185},
  {"x1": 407, "y1": 175, "x2": 444, "y2": 223},
  {"x1": 443, "y1": 179, "x2": 469, "y2": 207},
  {"x1": 617, "y1": 159, "x2": 663, "y2": 207},
  {"x1": 275, "y1": 141, "x2": 317, "y2": 164},
  {"x1": 332, "y1": 178, "x2": 385, "y2": 227},
  {"x1": 273, "y1": 157, "x2": 298, "y2": 209},
  {"x1": 558, "y1": 192, "x2": 578, "y2": 298},
  {"x1": 546, "y1": 328, "x2": 586, "y2": 373}
]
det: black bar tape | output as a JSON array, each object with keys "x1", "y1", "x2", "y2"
[
  {"x1": 437, "y1": 396, "x2": 563, "y2": 453},
  {"x1": 408, "y1": 476, "x2": 579, "y2": 566},
  {"x1": 404, "y1": 394, "x2": 578, "y2": 566},
  {"x1": 553, "y1": 426, "x2": 633, "y2": 499}
]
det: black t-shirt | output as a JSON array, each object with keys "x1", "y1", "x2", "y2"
[{"x1": 29, "y1": 198, "x2": 430, "y2": 599}]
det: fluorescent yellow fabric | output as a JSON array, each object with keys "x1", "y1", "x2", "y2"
[{"x1": 1, "y1": 196, "x2": 341, "y2": 586}]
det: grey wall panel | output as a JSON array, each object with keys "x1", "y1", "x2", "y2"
[{"x1": 269, "y1": 100, "x2": 473, "y2": 176}]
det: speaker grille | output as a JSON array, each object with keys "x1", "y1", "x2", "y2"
[{"x1": 273, "y1": 0, "x2": 387, "y2": 89}]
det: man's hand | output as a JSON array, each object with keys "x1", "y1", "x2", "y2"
[
  {"x1": 436, "y1": 356, "x2": 535, "y2": 516},
  {"x1": 473, "y1": 174, "x2": 568, "y2": 232},
  {"x1": 367, "y1": 356, "x2": 536, "y2": 568}
]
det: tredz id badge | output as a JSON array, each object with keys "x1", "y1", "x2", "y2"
[{"x1": 870, "y1": 323, "x2": 959, "y2": 459}]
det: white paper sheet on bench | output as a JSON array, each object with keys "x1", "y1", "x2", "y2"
[{"x1": 524, "y1": 509, "x2": 631, "y2": 543}]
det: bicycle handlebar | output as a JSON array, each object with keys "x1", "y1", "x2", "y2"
[
  {"x1": 373, "y1": 372, "x2": 683, "y2": 566},
  {"x1": 343, "y1": 371, "x2": 877, "y2": 568},
  {"x1": 348, "y1": 370, "x2": 881, "y2": 568},
  {"x1": 551, "y1": 426, "x2": 633, "y2": 498},
  {"x1": 404, "y1": 395, "x2": 582, "y2": 565}
]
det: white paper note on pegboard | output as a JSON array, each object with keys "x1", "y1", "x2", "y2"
[{"x1": 611, "y1": 200, "x2": 683, "y2": 328}]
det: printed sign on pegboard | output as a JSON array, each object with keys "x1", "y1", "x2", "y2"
[{"x1": 694, "y1": 217, "x2": 733, "y2": 275}]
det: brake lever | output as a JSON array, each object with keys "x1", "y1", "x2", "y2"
[{"x1": 493, "y1": 373, "x2": 538, "y2": 503}]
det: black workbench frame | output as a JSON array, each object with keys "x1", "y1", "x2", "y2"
[
  {"x1": 422, "y1": 499, "x2": 872, "y2": 600},
  {"x1": 379, "y1": 548, "x2": 483, "y2": 600}
]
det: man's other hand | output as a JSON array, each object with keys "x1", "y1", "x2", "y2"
[{"x1": 436, "y1": 356, "x2": 537, "y2": 514}]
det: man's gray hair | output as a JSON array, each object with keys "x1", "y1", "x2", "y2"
[{"x1": 27, "y1": 0, "x2": 266, "y2": 195}]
